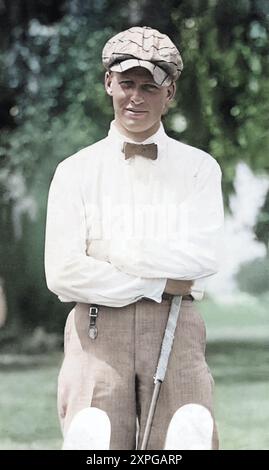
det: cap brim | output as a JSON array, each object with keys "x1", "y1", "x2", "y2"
[{"x1": 109, "y1": 58, "x2": 172, "y2": 86}]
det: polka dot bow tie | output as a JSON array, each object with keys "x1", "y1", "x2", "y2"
[{"x1": 123, "y1": 142, "x2": 158, "y2": 160}]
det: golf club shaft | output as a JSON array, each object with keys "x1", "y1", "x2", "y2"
[
  {"x1": 140, "y1": 380, "x2": 162, "y2": 450},
  {"x1": 140, "y1": 296, "x2": 182, "y2": 450}
]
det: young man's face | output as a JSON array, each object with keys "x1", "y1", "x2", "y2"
[{"x1": 105, "y1": 67, "x2": 175, "y2": 141}]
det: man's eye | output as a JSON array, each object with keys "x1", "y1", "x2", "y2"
[
  {"x1": 120, "y1": 81, "x2": 133, "y2": 87},
  {"x1": 144, "y1": 84, "x2": 159, "y2": 91}
]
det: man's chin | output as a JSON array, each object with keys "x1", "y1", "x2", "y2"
[
  {"x1": 115, "y1": 116, "x2": 160, "y2": 138},
  {"x1": 123, "y1": 120, "x2": 153, "y2": 133}
]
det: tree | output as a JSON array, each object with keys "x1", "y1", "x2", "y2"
[{"x1": 0, "y1": 0, "x2": 268, "y2": 332}]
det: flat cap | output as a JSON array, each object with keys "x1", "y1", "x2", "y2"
[{"x1": 102, "y1": 26, "x2": 183, "y2": 86}]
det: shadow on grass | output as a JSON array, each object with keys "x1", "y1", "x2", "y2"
[
  {"x1": 0, "y1": 352, "x2": 62, "y2": 372},
  {"x1": 1, "y1": 339, "x2": 268, "y2": 385},
  {"x1": 206, "y1": 340, "x2": 269, "y2": 384}
]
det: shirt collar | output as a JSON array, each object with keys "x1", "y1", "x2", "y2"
[{"x1": 107, "y1": 120, "x2": 168, "y2": 164}]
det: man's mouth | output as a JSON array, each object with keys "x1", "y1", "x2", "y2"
[{"x1": 125, "y1": 108, "x2": 148, "y2": 116}]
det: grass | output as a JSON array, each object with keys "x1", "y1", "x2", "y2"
[
  {"x1": 200, "y1": 295, "x2": 269, "y2": 450},
  {"x1": 0, "y1": 295, "x2": 268, "y2": 450},
  {"x1": 0, "y1": 353, "x2": 62, "y2": 450}
]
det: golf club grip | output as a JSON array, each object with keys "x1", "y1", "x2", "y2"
[
  {"x1": 155, "y1": 295, "x2": 182, "y2": 382},
  {"x1": 140, "y1": 381, "x2": 162, "y2": 450}
]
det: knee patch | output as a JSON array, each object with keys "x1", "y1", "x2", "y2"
[
  {"x1": 164, "y1": 404, "x2": 214, "y2": 450},
  {"x1": 62, "y1": 407, "x2": 111, "y2": 450}
]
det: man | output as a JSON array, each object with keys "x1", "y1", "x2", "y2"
[{"x1": 45, "y1": 26, "x2": 224, "y2": 450}]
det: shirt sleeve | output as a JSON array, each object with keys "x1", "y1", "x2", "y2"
[
  {"x1": 44, "y1": 161, "x2": 166, "y2": 307},
  {"x1": 109, "y1": 158, "x2": 224, "y2": 280}
]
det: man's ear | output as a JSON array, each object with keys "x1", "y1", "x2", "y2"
[
  {"x1": 162, "y1": 82, "x2": 176, "y2": 116},
  {"x1": 104, "y1": 71, "x2": 113, "y2": 96},
  {"x1": 167, "y1": 82, "x2": 176, "y2": 101}
]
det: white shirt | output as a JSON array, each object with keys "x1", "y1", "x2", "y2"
[{"x1": 44, "y1": 121, "x2": 224, "y2": 307}]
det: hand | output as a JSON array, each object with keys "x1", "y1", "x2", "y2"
[{"x1": 164, "y1": 279, "x2": 194, "y2": 296}]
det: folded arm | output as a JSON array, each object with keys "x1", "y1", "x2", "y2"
[
  {"x1": 44, "y1": 162, "x2": 166, "y2": 307},
  {"x1": 110, "y1": 158, "x2": 224, "y2": 280}
]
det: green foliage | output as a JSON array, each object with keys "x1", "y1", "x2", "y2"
[
  {"x1": 166, "y1": 0, "x2": 269, "y2": 204},
  {"x1": 1, "y1": 1, "x2": 269, "y2": 330},
  {"x1": 1, "y1": 17, "x2": 114, "y2": 331},
  {"x1": 255, "y1": 188, "x2": 269, "y2": 247},
  {"x1": 237, "y1": 256, "x2": 269, "y2": 295}
]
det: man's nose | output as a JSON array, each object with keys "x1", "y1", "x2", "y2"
[{"x1": 130, "y1": 87, "x2": 144, "y2": 105}]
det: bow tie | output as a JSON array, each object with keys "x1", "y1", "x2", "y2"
[{"x1": 123, "y1": 142, "x2": 158, "y2": 160}]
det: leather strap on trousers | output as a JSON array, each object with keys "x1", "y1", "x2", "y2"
[
  {"x1": 162, "y1": 293, "x2": 194, "y2": 301},
  {"x1": 143, "y1": 293, "x2": 194, "y2": 302}
]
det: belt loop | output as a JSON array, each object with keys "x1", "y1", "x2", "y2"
[{"x1": 88, "y1": 304, "x2": 99, "y2": 340}]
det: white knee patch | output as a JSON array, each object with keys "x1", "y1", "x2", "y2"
[
  {"x1": 164, "y1": 404, "x2": 213, "y2": 450},
  {"x1": 62, "y1": 407, "x2": 111, "y2": 450}
]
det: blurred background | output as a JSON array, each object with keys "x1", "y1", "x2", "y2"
[{"x1": 0, "y1": 0, "x2": 268, "y2": 450}]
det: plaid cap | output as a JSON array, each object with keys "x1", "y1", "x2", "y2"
[{"x1": 102, "y1": 26, "x2": 183, "y2": 86}]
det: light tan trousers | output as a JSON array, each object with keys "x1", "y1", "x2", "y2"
[{"x1": 58, "y1": 298, "x2": 219, "y2": 450}]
